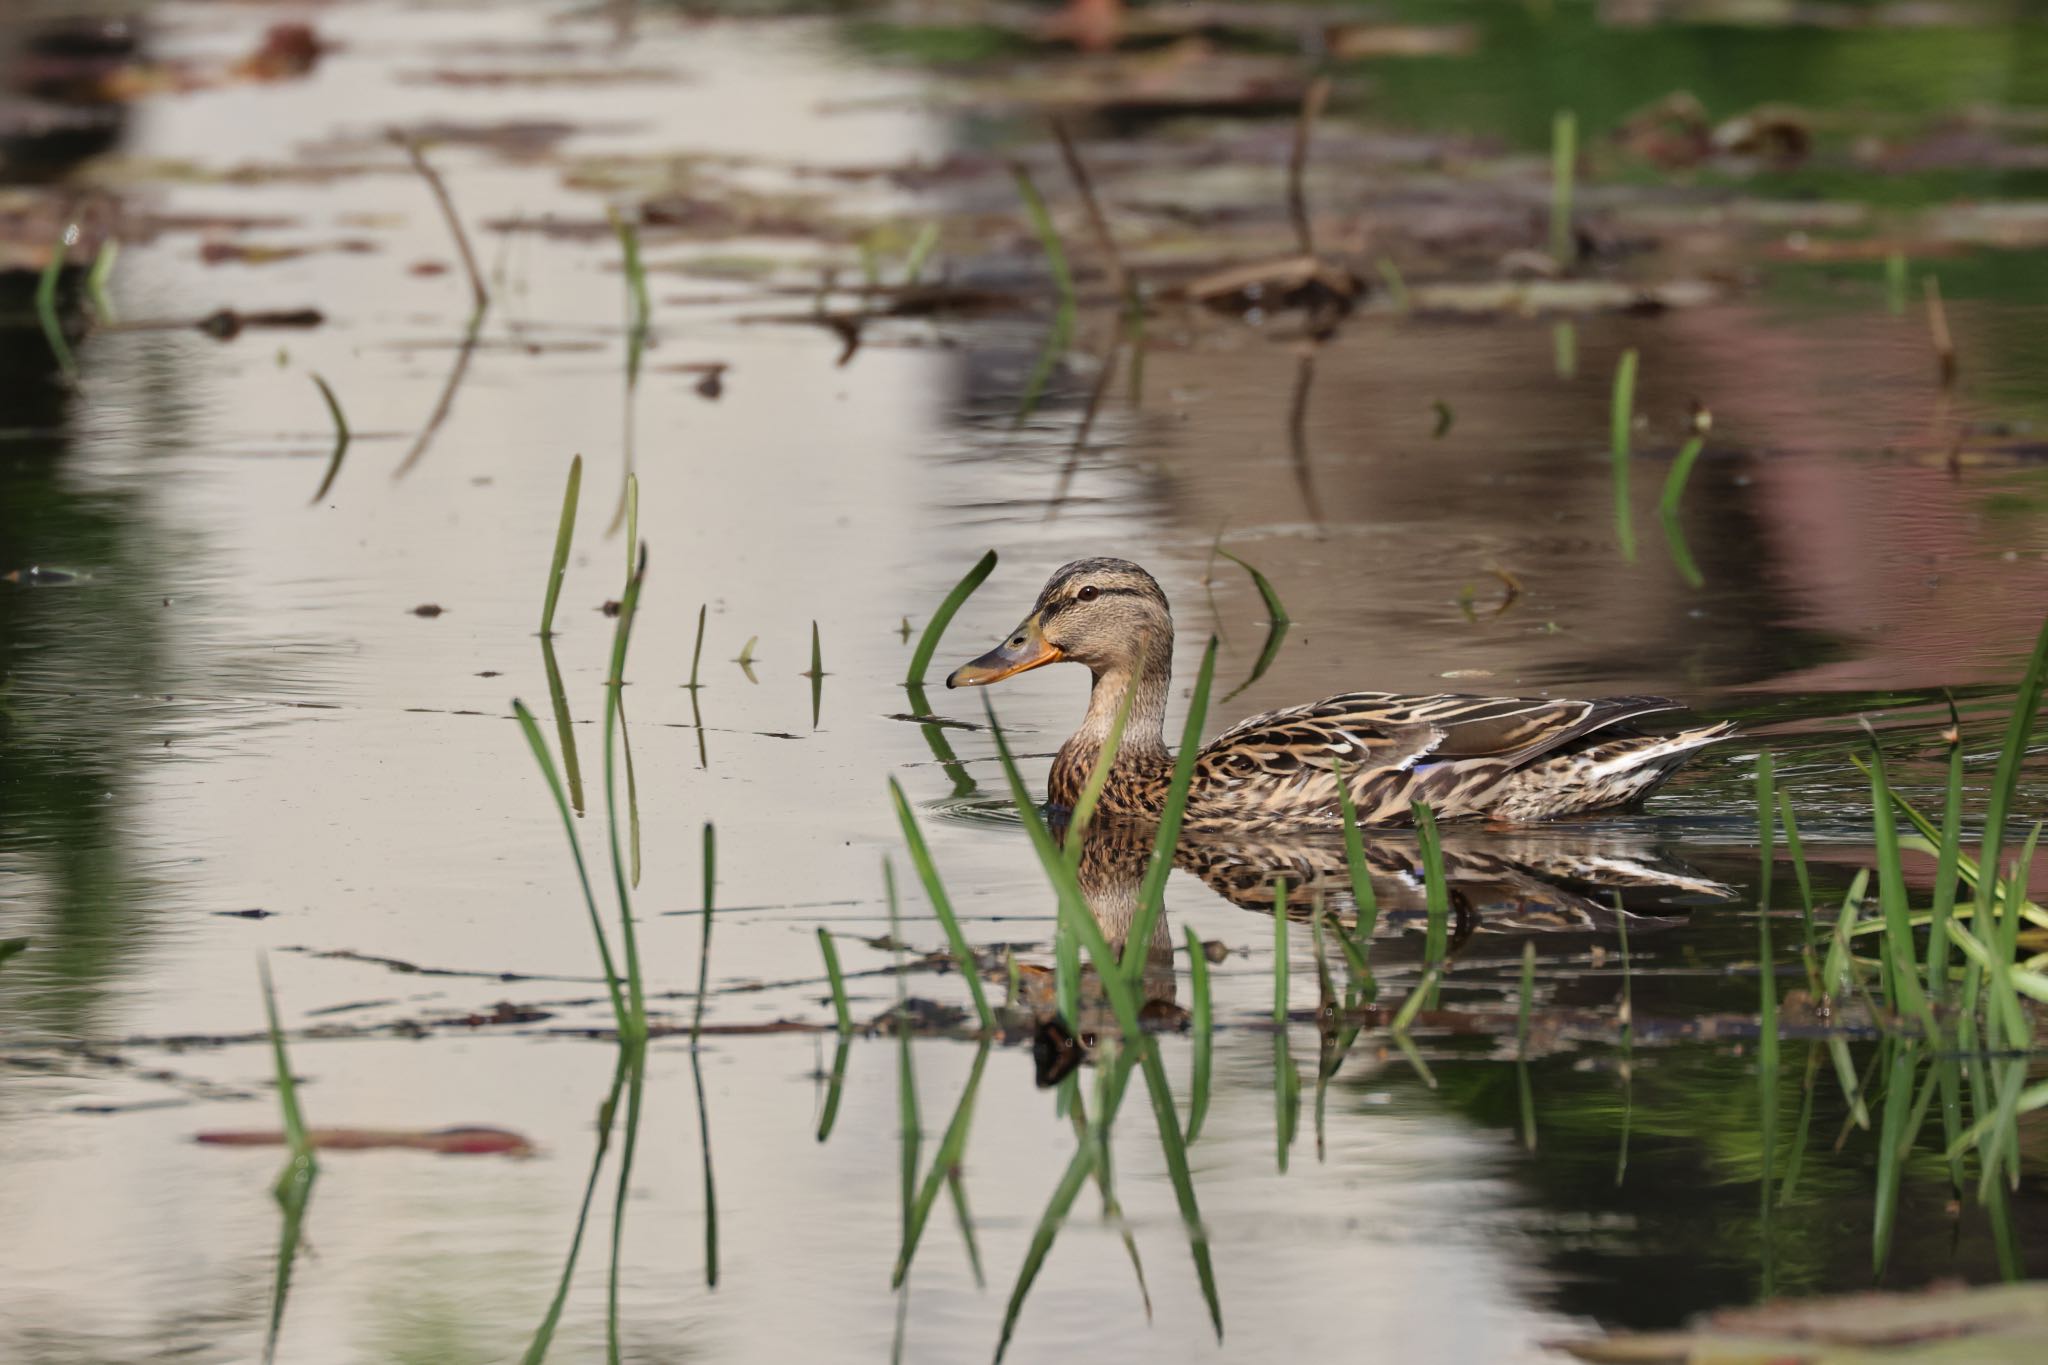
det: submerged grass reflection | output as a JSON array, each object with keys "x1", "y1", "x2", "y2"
[{"x1": 259, "y1": 957, "x2": 316, "y2": 1365}]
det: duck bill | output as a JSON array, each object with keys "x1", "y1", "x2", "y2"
[{"x1": 946, "y1": 616, "x2": 1062, "y2": 688}]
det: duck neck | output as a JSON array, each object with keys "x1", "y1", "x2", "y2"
[{"x1": 1050, "y1": 641, "x2": 1174, "y2": 809}]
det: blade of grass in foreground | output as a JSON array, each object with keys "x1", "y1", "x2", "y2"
[
  {"x1": 1184, "y1": 924, "x2": 1212, "y2": 1144},
  {"x1": 523, "y1": 1051, "x2": 630, "y2": 1365},
  {"x1": 540, "y1": 634, "x2": 586, "y2": 816},
  {"x1": 984, "y1": 700, "x2": 1222, "y2": 1343},
  {"x1": 907, "y1": 550, "x2": 997, "y2": 687},
  {"x1": 1272, "y1": 879, "x2": 1291, "y2": 1023},
  {"x1": 692, "y1": 822, "x2": 717, "y2": 1045},
  {"x1": 1126, "y1": 637, "x2": 1219, "y2": 982},
  {"x1": 1065, "y1": 686, "x2": 1135, "y2": 869},
  {"x1": 605, "y1": 1040, "x2": 648, "y2": 1363},
  {"x1": 691, "y1": 1044, "x2": 720, "y2": 1288},
  {"x1": 817, "y1": 1036, "x2": 851, "y2": 1143},
  {"x1": 893, "y1": 1041, "x2": 992, "y2": 1286},
  {"x1": 995, "y1": 1045, "x2": 1138, "y2": 1364},
  {"x1": 601, "y1": 548, "x2": 650, "y2": 1036},
  {"x1": 886, "y1": 859, "x2": 922, "y2": 1238},
  {"x1": 260, "y1": 958, "x2": 316, "y2": 1365},
  {"x1": 1927, "y1": 716, "x2": 1965, "y2": 1004},
  {"x1": 889, "y1": 779, "x2": 995, "y2": 1032},
  {"x1": 540, "y1": 456, "x2": 582, "y2": 637},
  {"x1": 1414, "y1": 801, "x2": 1451, "y2": 1007},
  {"x1": 1865, "y1": 742, "x2": 1936, "y2": 1036},
  {"x1": 1610, "y1": 347, "x2": 1639, "y2": 562},
  {"x1": 618, "y1": 690, "x2": 641, "y2": 889},
  {"x1": 511, "y1": 700, "x2": 625, "y2": 1029},
  {"x1": 818, "y1": 928, "x2": 853, "y2": 1034}
]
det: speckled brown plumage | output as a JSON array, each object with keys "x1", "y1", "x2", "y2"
[{"x1": 950, "y1": 558, "x2": 1733, "y2": 830}]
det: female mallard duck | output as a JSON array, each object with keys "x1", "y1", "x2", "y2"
[{"x1": 947, "y1": 558, "x2": 1732, "y2": 828}]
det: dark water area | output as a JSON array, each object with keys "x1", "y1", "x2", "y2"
[{"x1": 2, "y1": 2, "x2": 2046, "y2": 1361}]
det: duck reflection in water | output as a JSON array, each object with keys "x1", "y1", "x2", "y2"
[{"x1": 1019, "y1": 812, "x2": 1731, "y2": 1086}]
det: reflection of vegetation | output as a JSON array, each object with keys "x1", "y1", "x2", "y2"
[{"x1": 0, "y1": 320, "x2": 184, "y2": 1038}]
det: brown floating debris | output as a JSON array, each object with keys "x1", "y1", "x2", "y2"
[
  {"x1": 194, "y1": 307, "x2": 324, "y2": 340},
  {"x1": 199, "y1": 238, "x2": 376, "y2": 266},
  {"x1": 195, "y1": 1125, "x2": 535, "y2": 1157},
  {"x1": 409, "y1": 603, "x2": 445, "y2": 617}
]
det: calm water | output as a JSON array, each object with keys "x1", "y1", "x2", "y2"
[{"x1": 3, "y1": 3, "x2": 2046, "y2": 1361}]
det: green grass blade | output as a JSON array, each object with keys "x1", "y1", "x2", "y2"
[
  {"x1": 994, "y1": 1050, "x2": 1131, "y2": 1363},
  {"x1": 86, "y1": 237, "x2": 117, "y2": 322},
  {"x1": 539, "y1": 635, "x2": 586, "y2": 816},
  {"x1": 1413, "y1": 801, "x2": 1451, "y2": 984},
  {"x1": 605, "y1": 1041, "x2": 647, "y2": 1363},
  {"x1": 689, "y1": 1046, "x2": 719, "y2": 1288},
  {"x1": 1331, "y1": 758, "x2": 1380, "y2": 991},
  {"x1": 1273, "y1": 1030, "x2": 1300, "y2": 1173},
  {"x1": 1777, "y1": 787, "x2": 1816, "y2": 959},
  {"x1": 817, "y1": 1037, "x2": 851, "y2": 1143},
  {"x1": 1065, "y1": 685, "x2": 1135, "y2": 870},
  {"x1": 540, "y1": 456, "x2": 582, "y2": 638},
  {"x1": 511, "y1": 699, "x2": 626, "y2": 1029},
  {"x1": 1272, "y1": 879, "x2": 1291, "y2": 1024},
  {"x1": 1126, "y1": 637, "x2": 1219, "y2": 982},
  {"x1": 602, "y1": 549, "x2": 649, "y2": 1036},
  {"x1": 1185, "y1": 925, "x2": 1212, "y2": 1144},
  {"x1": 886, "y1": 859, "x2": 922, "y2": 1236},
  {"x1": 889, "y1": 779, "x2": 995, "y2": 1032},
  {"x1": 35, "y1": 226, "x2": 77, "y2": 380},
  {"x1": 1866, "y1": 742, "x2": 1936, "y2": 1034},
  {"x1": 616, "y1": 689, "x2": 642, "y2": 890},
  {"x1": 984, "y1": 700, "x2": 1222, "y2": 1338},
  {"x1": 260, "y1": 958, "x2": 319, "y2": 1365},
  {"x1": 692, "y1": 822, "x2": 716, "y2": 1045},
  {"x1": 946, "y1": 1168, "x2": 985, "y2": 1288},
  {"x1": 902, "y1": 221, "x2": 941, "y2": 285},
  {"x1": 1871, "y1": 1041, "x2": 1915, "y2": 1276},
  {"x1": 1929, "y1": 726, "x2": 1965, "y2": 1003},
  {"x1": 1610, "y1": 347, "x2": 1638, "y2": 562},
  {"x1": 307, "y1": 374, "x2": 352, "y2": 504},
  {"x1": 809, "y1": 621, "x2": 824, "y2": 729},
  {"x1": 687, "y1": 603, "x2": 707, "y2": 691},
  {"x1": 907, "y1": 550, "x2": 998, "y2": 687},
  {"x1": 893, "y1": 1041, "x2": 992, "y2": 1286},
  {"x1": 818, "y1": 929, "x2": 854, "y2": 1035},
  {"x1": 1550, "y1": 111, "x2": 1576, "y2": 267},
  {"x1": 523, "y1": 1052, "x2": 629, "y2": 1365},
  {"x1": 1658, "y1": 434, "x2": 1705, "y2": 520},
  {"x1": 1982, "y1": 614, "x2": 2048, "y2": 963},
  {"x1": 1554, "y1": 319, "x2": 1577, "y2": 379},
  {"x1": 1213, "y1": 548, "x2": 1291, "y2": 625}
]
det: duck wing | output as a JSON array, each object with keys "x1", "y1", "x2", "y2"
[{"x1": 1193, "y1": 692, "x2": 1687, "y2": 824}]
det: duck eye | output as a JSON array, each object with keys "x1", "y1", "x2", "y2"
[{"x1": 1077, "y1": 585, "x2": 1099, "y2": 602}]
